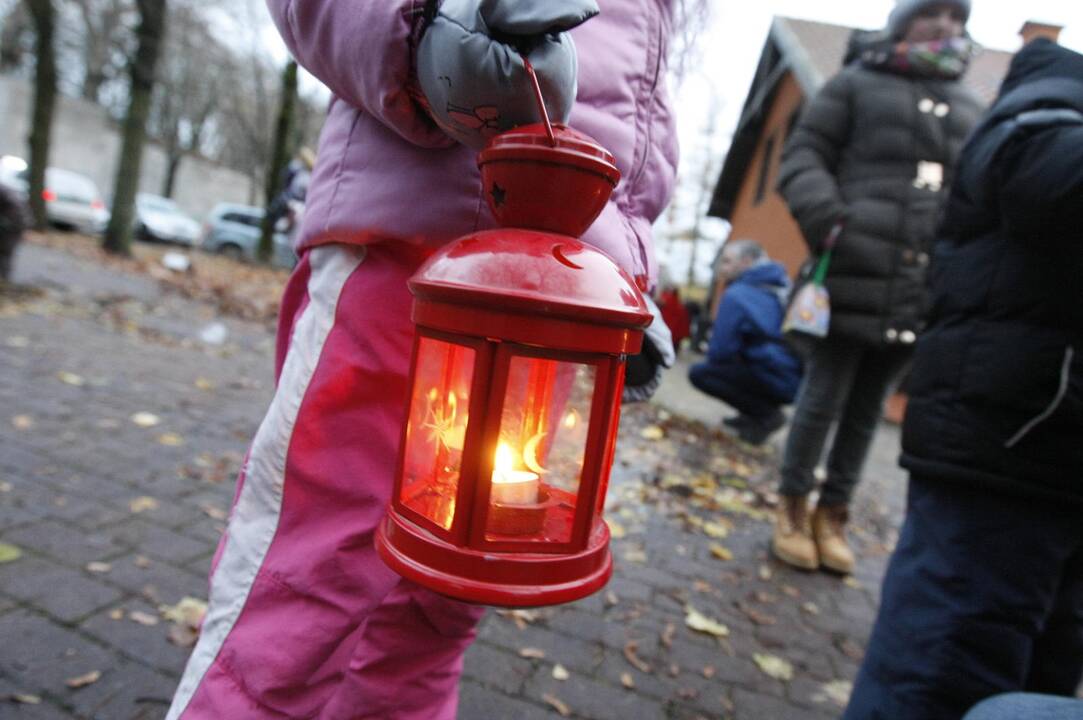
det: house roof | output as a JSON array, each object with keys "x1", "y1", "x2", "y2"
[{"x1": 707, "y1": 16, "x2": 1014, "y2": 220}]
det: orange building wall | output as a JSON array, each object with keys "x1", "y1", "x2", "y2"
[{"x1": 712, "y1": 72, "x2": 809, "y2": 313}]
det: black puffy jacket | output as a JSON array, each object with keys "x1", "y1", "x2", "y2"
[
  {"x1": 778, "y1": 47, "x2": 982, "y2": 346},
  {"x1": 901, "y1": 39, "x2": 1083, "y2": 505}
]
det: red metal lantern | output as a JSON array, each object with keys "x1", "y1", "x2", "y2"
[{"x1": 376, "y1": 69, "x2": 650, "y2": 608}]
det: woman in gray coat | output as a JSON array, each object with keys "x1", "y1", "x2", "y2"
[{"x1": 771, "y1": 0, "x2": 982, "y2": 573}]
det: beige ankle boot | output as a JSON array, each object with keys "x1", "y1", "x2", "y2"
[
  {"x1": 772, "y1": 495, "x2": 818, "y2": 570},
  {"x1": 813, "y1": 504, "x2": 855, "y2": 574}
]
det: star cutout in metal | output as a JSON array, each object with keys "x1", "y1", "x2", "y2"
[{"x1": 490, "y1": 182, "x2": 507, "y2": 207}]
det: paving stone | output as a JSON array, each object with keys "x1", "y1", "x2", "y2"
[
  {"x1": 80, "y1": 599, "x2": 190, "y2": 676},
  {"x1": 0, "y1": 557, "x2": 124, "y2": 623},
  {"x1": 103, "y1": 518, "x2": 209, "y2": 564},
  {"x1": 479, "y1": 618, "x2": 604, "y2": 676},
  {"x1": 0, "y1": 610, "x2": 116, "y2": 695},
  {"x1": 732, "y1": 687, "x2": 836, "y2": 720},
  {"x1": 63, "y1": 659, "x2": 176, "y2": 720},
  {"x1": 92, "y1": 553, "x2": 206, "y2": 606},
  {"x1": 525, "y1": 672, "x2": 666, "y2": 720},
  {"x1": 3, "y1": 519, "x2": 123, "y2": 565},
  {"x1": 460, "y1": 641, "x2": 535, "y2": 696},
  {"x1": 457, "y1": 679, "x2": 555, "y2": 720}
]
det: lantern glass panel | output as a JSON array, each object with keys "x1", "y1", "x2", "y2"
[
  {"x1": 485, "y1": 356, "x2": 595, "y2": 542},
  {"x1": 401, "y1": 336, "x2": 476, "y2": 531}
]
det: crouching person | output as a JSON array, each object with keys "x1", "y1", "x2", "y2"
[{"x1": 689, "y1": 239, "x2": 802, "y2": 445}]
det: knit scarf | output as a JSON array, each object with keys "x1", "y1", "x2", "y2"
[{"x1": 861, "y1": 36, "x2": 975, "y2": 80}]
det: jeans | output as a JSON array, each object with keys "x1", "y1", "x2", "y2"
[
  {"x1": 779, "y1": 336, "x2": 910, "y2": 506},
  {"x1": 844, "y1": 477, "x2": 1083, "y2": 720},
  {"x1": 689, "y1": 359, "x2": 787, "y2": 421},
  {"x1": 964, "y1": 694, "x2": 1083, "y2": 720}
]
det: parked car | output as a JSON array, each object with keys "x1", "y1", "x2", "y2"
[
  {"x1": 0, "y1": 155, "x2": 109, "y2": 235},
  {"x1": 134, "y1": 193, "x2": 201, "y2": 246},
  {"x1": 199, "y1": 203, "x2": 297, "y2": 269}
]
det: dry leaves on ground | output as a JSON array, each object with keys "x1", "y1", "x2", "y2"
[
  {"x1": 684, "y1": 607, "x2": 729, "y2": 638},
  {"x1": 65, "y1": 670, "x2": 102, "y2": 689},
  {"x1": 753, "y1": 653, "x2": 794, "y2": 682}
]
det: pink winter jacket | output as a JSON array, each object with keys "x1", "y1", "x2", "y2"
[{"x1": 266, "y1": 0, "x2": 679, "y2": 287}]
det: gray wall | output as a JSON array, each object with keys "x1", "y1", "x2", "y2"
[{"x1": 0, "y1": 74, "x2": 256, "y2": 222}]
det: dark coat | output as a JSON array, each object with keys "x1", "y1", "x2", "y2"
[
  {"x1": 900, "y1": 39, "x2": 1083, "y2": 505},
  {"x1": 778, "y1": 53, "x2": 983, "y2": 346},
  {"x1": 707, "y1": 261, "x2": 803, "y2": 400}
]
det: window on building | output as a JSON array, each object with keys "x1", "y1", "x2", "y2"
[{"x1": 754, "y1": 133, "x2": 777, "y2": 206}]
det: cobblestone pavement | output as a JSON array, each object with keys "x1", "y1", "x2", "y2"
[{"x1": 0, "y1": 241, "x2": 908, "y2": 719}]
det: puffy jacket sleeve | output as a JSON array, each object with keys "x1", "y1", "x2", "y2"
[
  {"x1": 996, "y1": 122, "x2": 1083, "y2": 249},
  {"x1": 266, "y1": 0, "x2": 453, "y2": 148},
  {"x1": 777, "y1": 70, "x2": 853, "y2": 252},
  {"x1": 706, "y1": 289, "x2": 750, "y2": 364}
]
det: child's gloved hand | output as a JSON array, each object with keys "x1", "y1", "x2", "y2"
[
  {"x1": 416, "y1": 0, "x2": 600, "y2": 149},
  {"x1": 623, "y1": 295, "x2": 676, "y2": 404}
]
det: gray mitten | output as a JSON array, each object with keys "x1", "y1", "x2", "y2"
[
  {"x1": 623, "y1": 295, "x2": 676, "y2": 404},
  {"x1": 416, "y1": 0, "x2": 599, "y2": 149}
]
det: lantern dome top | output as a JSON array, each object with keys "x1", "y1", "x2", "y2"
[
  {"x1": 410, "y1": 229, "x2": 650, "y2": 330},
  {"x1": 477, "y1": 124, "x2": 621, "y2": 237}
]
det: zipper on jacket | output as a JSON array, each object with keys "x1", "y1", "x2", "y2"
[{"x1": 1004, "y1": 346, "x2": 1075, "y2": 449}]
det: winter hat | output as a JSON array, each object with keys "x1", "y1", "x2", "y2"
[{"x1": 887, "y1": 0, "x2": 971, "y2": 39}]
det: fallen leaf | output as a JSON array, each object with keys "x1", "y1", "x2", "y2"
[
  {"x1": 129, "y1": 611, "x2": 159, "y2": 626},
  {"x1": 639, "y1": 425, "x2": 665, "y2": 440},
  {"x1": 129, "y1": 496, "x2": 160, "y2": 513},
  {"x1": 0, "y1": 543, "x2": 22, "y2": 564},
  {"x1": 743, "y1": 606, "x2": 777, "y2": 626},
  {"x1": 622, "y1": 548, "x2": 647, "y2": 564},
  {"x1": 11, "y1": 415, "x2": 34, "y2": 430},
  {"x1": 605, "y1": 591, "x2": 619, "y2": 607},
  {"x1": 0, "y1": 481, "x2": 10, "y2": 493},
  {"x1": 758, "y1": 564, "x2": 773, "y2": 581},
  {"x1": 65, "y1": 670, "x2": 102, "y2": 688},
  {"x1": 620, "y1": 672, "x2": 635, "y2": 689},
  {"x1": 542, "y1": 693, "x2": 571, "y2": 717},
  {"x1": 552, "y1": 664, "x2": 569, "y2": 681},
  {"x1": 836, "y1": 638, "x2": 865, "y2": 662},
  {"x1": 518, "y1": 647, "x2": 546, "y2": 659},
  {"x1": 194, "y1": 377, "x2": 215, "y2": 391},
  {"x1": 158, "y1": 432, "x2": 185, "y2": 447},
  {"x1": 709, "y1": 544, "x2": 733, "y2": 561},
  {"x1": 684, "y1": 607, "x2": 729, "y2": 638},
  {"x1": 134, "y1": 555, "x2": 152, "y2": 568},
  {"x1": 702, "y1": 665, "x2": 716, "y2": 678},
  {"x1": 109, "y1": 608, "x2": 125, "y2": 620},
  {"x1": 677, "y1": 687, "x2": 699, "y2": 700},
  {"x1": 622, "y1": 641, "x2": 651, "y2": 673},
  {"x1": 692, "y1": 579, "x2": 713, "y2": 593},
  {"x1": 167, "y1": 623, "x2": 199, "y2": 648},
  {"x1": 844, "y1": 577, "x2": 862, "y2": 589},
  {"x1": 660, "y1": 622, "x2": 676, "y2": 649},
  {"x1": 753, "y1": 653, "x2": 794, "y2": 681},
  {"x1": 57, "y1": 371, "x2": 85, "y2": 386},
  {"x1": 703, "y1": 521, "x2": 730, "y2": 539},
  {"x1": 606, "y1": 519, "x2": 626, "y2": 539},
  {"x1": 802, "y1": 602, "x2": 820, "y2": 615},
  {"x1": 6, "y1": 336, "x2": 29, "y2": 348},
  {"x1": 159, "y1": 597, "x2": 207, "y2": 627},
  {"x1": 668, "y1": 662, "x2": 680, "y2": 677},
  {"x1": 200, "y1": 504, "x2": 227, "y2": 521},
  {"x1": 86, "y1": 562, "x2": 111, "y2": 573},
  {"x1": 10, "y1": 693, "x2": 42, "y2": 704},
  {"x1": 814, "y1": 680, "x2": 854, "y2": 707},
  {"x1": 130, "y1": 412, "x2": 161, "y2": 428}
]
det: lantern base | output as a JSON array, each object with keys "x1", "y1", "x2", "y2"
[{"x1": 375, "y1": 512, "x2": 612, "y2": 608}]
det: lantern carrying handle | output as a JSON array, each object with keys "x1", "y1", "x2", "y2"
[{"x1": 523, "y1": 58, "x2": 556, "y2": 147}]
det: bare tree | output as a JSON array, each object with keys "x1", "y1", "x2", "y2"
[
  {"x1": 258, "y1": 59, "x2": 297, "y2": 263},
  {"x1": 24, "y1": 0, "x2": 57, "y2": 231},
  {"x1": 65, "y1": 0, "x2": 134, "y2": 103},
  {"x1": 103, "y1": 0, "x2": 167, "y2": 255},
  {"x1": 1, "y1": 2, "x2": 33, "y2": 71},
  {"x1": 149, "y1": 1, "x2": 221, "y2": 197}
]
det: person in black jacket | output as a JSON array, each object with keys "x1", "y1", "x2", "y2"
[
  {"x1": 844, "y1": 39, "x2": 1083, "y2": 720},
  {"x1": 0, "y1": 183, "x2": 27, "y2": 283},
  {"x1": 771, "y1": 0, "x2": 983, "y2": 574}
]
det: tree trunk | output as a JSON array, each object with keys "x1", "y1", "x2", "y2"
[
  {"x1": 161, "y1": 152, "x2": 181, "y2": 198},
  {"x1": 25, "y1": 0, "x2": 57, "y2": 232},
  {"x1": 103, "y1": 0, "x2": 167, "y2": 256},
  {"x1": 258, "y1": 60, "x2": 297, "y2": 264}
]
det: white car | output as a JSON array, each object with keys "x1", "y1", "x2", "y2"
[
  {"x1": 0, "y1": 155, "x2": 109, "y2": 235},
  {"x1": 135, "y1": 193, "x2": 201, "y2": 246}
]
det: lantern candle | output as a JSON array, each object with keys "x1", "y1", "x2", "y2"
[{"x1": 492, "y1": 442, "x2": 540, "y2": 505}]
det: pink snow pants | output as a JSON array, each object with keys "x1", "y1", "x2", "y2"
[{"x1": 167, "y1": 243, "x2": 485, "y2": 719}]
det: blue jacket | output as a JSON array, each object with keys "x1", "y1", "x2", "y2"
[{"x1": 707, "y1": 261, "x2": 803, "y2": 399}]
